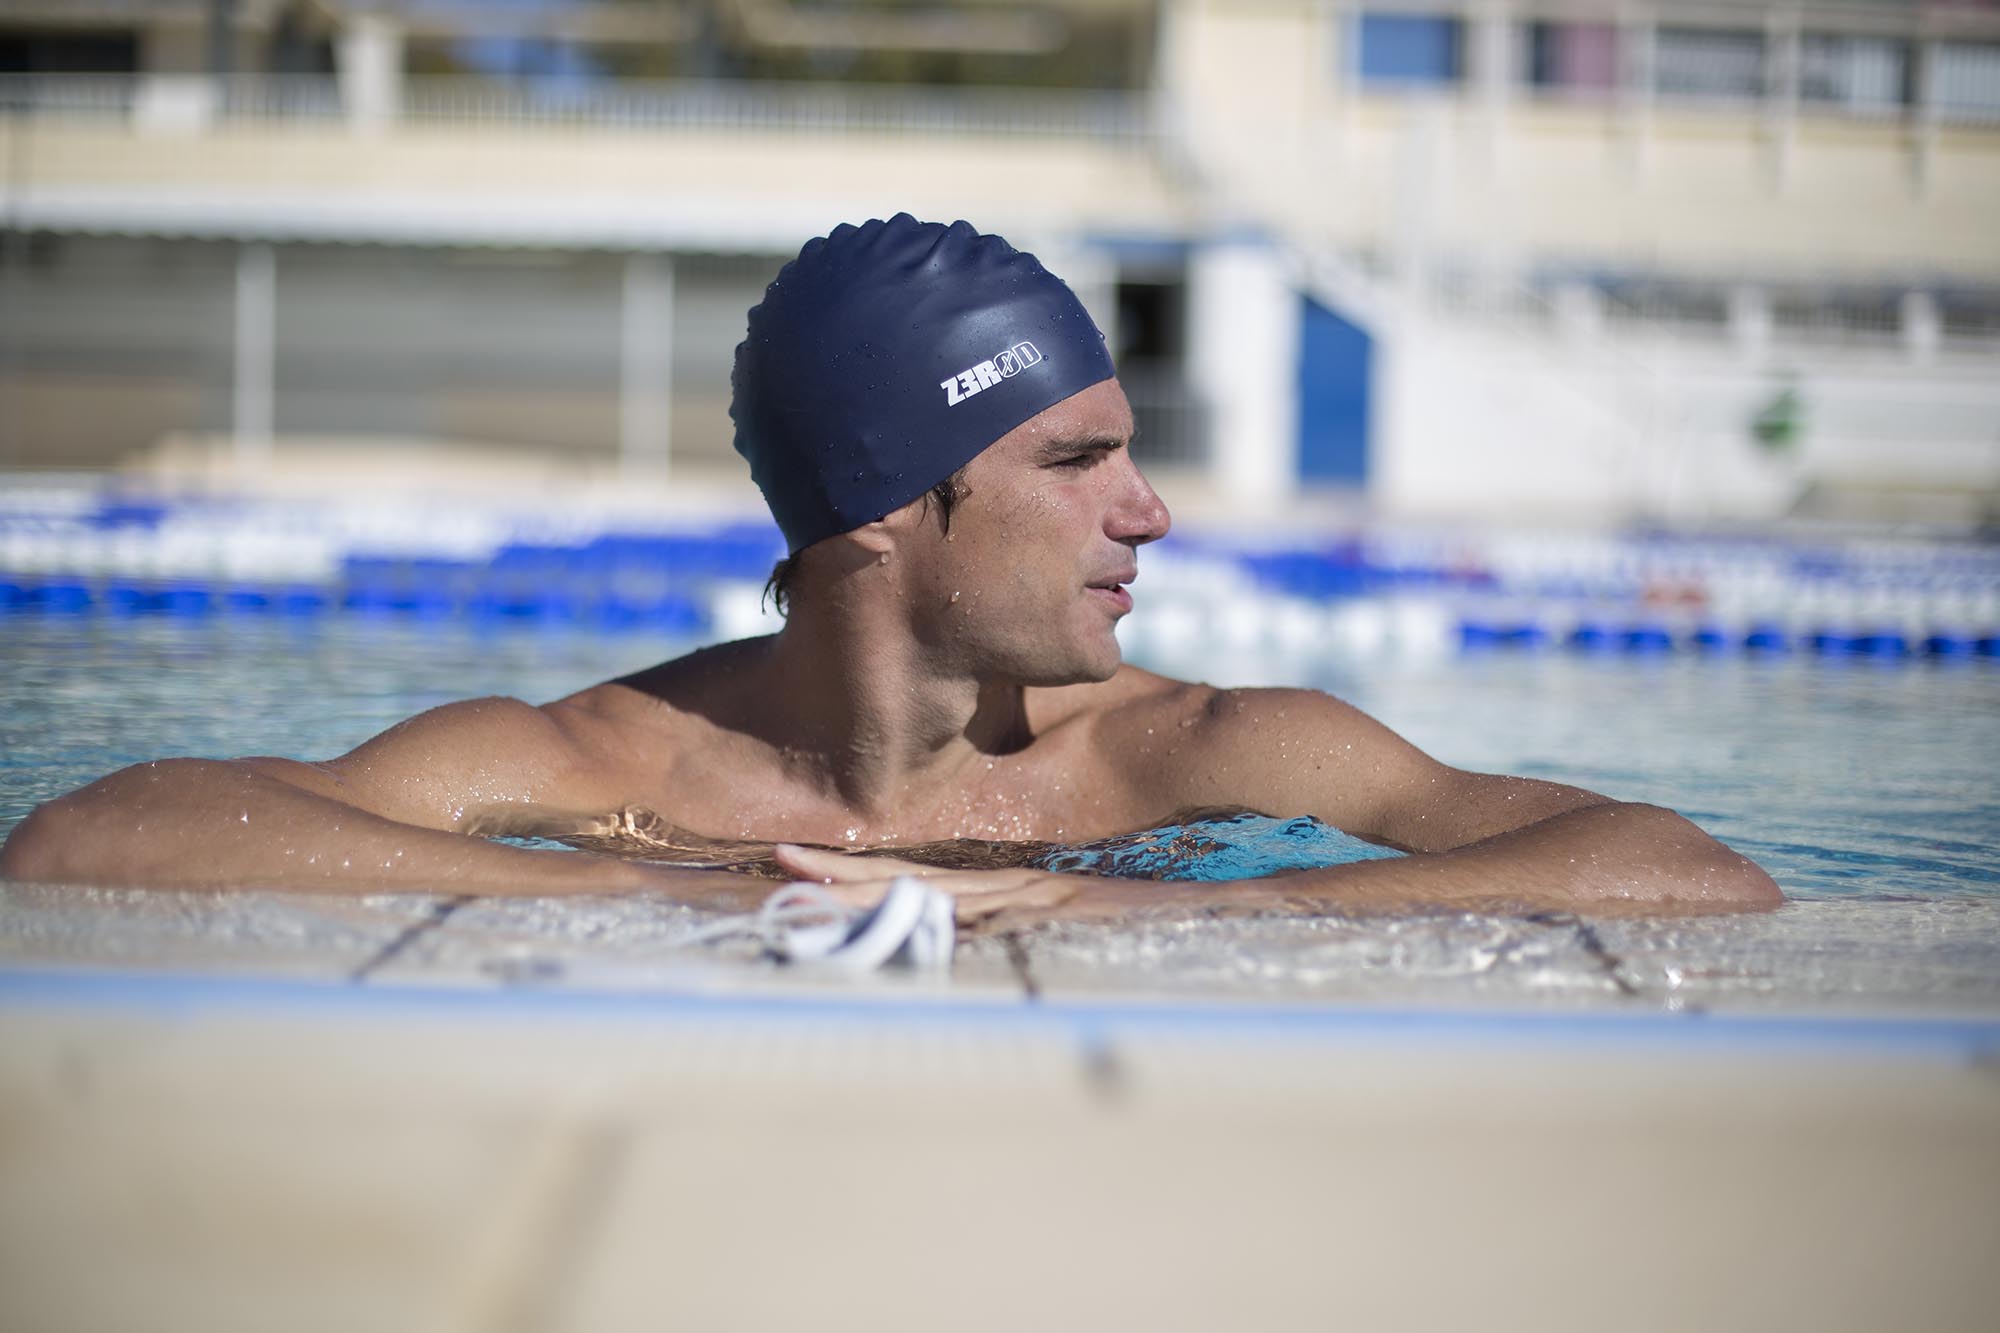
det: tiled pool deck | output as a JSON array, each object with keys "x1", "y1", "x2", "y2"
[{"x1": 3, "y1": 884, "x2": 1998, "y2": 1332}]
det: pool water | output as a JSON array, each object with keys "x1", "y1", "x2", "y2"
[{"x1": 2, "y1": 616, "x2": 1997, "y2": 1012}]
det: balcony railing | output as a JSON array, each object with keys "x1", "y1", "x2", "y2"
[{"x1": 0, "y1": 73, "x2": 1160, "y2": 142}]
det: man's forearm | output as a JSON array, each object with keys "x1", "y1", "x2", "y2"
[
  {"x1": 0, "y1": 758, "x2": 762, "y2": 906},
  {"x1": 1246, "y1": 802, "x2": 1781, "y2": 916}
]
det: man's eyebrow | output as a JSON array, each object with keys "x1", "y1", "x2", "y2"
[{"x1": 1033, "y1": 436, "x2": 1127, "y2": 462}]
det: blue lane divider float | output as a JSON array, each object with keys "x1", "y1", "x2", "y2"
[
  {"x1": 1451, "y1": 615, "x2": 1998, "y2": 658},
  {"x1": 3, "y1": 495, "x2": 1996, "y2": 659},
  {"x1": 0, "y1": 507, "x2": 804, "y2": 635}
]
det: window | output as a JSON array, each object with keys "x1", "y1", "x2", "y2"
[
  {"x1": 1112, "y1": 274, "x2": 1202, "y2": 466},
  {"x1": 1523, "y1": 21, "x2": 1619, "y2": 96},
  {"x1": 1939, "y1": 288, "x2": 2000, "y2": 341},
  {"x1": 1801, "y1": 34, "x2": 1910, "y2": 112},
  {"x1": 0, "y1": 29, "x2": 139, "y2": 74},
  {"x1": 1655, "y1": 26, "x2": 1766, "y2": 100},
  {"x1": 1932, "y1": 41, "x2": 2000, "y2": 118},
  {"x1": 1357, "y1": 13, "x2": 1462, "y2": 88}
]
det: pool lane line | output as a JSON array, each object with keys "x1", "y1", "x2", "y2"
[
  {"x1": 349, "y1": 894, "x2": 471, "y2": 983},
  {"x1": 1525, "y1": 912, "x2": 1644, "y2": 1000},
  {"x1": 2, "y1": 964, "x2": 1998, "y2": 1063},
  {"x1": 997, "y1": 931, "x2": 1041, "y2": 1000}
]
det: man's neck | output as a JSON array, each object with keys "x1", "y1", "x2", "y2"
[{"x1": 747, "y1": 600, "x2": 1032, "y2": 821}]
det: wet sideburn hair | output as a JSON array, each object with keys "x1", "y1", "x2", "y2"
[{"x1": 762, "y1": 465, "x2": 969, "y2": 618}]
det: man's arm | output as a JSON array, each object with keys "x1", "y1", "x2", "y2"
[
  {"x1": 1111, "y1": 685, "x2": 1780, "y2": 914},
  {"x1": 0, "y1": 697, "x2": 759, "y2": 906}
]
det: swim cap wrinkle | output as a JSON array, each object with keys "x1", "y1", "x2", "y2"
[{"x1": 732, "y1": 213, "x2": 1116, "y2": 553}]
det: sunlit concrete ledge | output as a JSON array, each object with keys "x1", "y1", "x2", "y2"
[{"x1": 2, "y1": 961, "x2": 1998, "y2": 1333}]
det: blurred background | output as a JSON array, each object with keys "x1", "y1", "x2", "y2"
[{"x1": 1, "y1": 0, "x2": 1995, "y2": 531}]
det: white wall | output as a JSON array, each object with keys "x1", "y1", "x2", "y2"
[
  {"x1": 1367, "y1": 315, "x2": 2000, "y2": 523},
  {"x1": 1186, "y1": 238, "x2": 1300, "y2": 506}
]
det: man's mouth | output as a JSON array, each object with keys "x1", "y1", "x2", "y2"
[{"x1": 1086, "y1": 570, "x2": 1137, "y2": 614}]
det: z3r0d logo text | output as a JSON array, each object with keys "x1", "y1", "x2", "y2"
[{"x1": 941, "y1": 341, "x2": 1043, "y2": 407}]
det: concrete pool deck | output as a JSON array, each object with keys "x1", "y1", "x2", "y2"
[{"x1": 3, "y1": 883, "x2": 1999, "y2": 1332}]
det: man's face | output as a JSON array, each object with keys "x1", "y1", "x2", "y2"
[{"x1": 897, "y1": 378, "x2": 1171, "y2": 685}]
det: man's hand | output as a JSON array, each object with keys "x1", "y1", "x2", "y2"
[
  {"x1": 772, "y1": 798, "x2": 1781, "y2": 926},
  {"x1": 770, "y1": 844, "x2": 1237, "y2": 931}
]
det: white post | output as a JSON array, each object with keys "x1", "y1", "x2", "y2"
[
  {"x1": 1765, "y1": 8, "x2": 1801, "y2": 190},
  {"x1": 1900, "y1": 289, "x2": 1941, "y2": 365},
  {"x1": 1468, "y1": 1, "x2": 1513, "y2": 176},
  {"x1": 1325, "y1": 0, "x2": 1361, "y2": 163},
  {"x1": 620, "y1": 252, "x2": 675, "y2": 480},
  {"x1": 337, "y1": 14, "x2": 403, "y2": 134},
  {"x1": 1328, "y1": 0, "x2": 1362, "y2": 100},
  {"x1": 1727, "y1": 284, "x2": 1772, "y2": 362},
  {"x1": 1391, "y1": 99, "x2": 1448, "y2": 303},
  {"x1": 1617, "y1": 6, "x2": 1655, "y2": 183},
  {"x1": 232, "y1": 242, "x2": 275, "y2": 468},
  {"x1": 1553, "y1": 280, "x2": 1604, "y2": 348},
  {"x1": 1911, "y1": 37, "x2": 1940, "y2": 194},
  {"x1": 1187, "y1": 236, "x2": 1300, "y2": 506}
]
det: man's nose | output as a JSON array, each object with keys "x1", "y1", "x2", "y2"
[{"x1": 1108, "y1": 456, "x2": 1172, "y2": 547}]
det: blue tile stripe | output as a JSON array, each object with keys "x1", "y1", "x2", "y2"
[{"x1": 4, "y1": 965, "x2": 1997, "y2": 1061}]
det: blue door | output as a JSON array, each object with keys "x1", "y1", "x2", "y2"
[{"x1": 1297, "y1": 296, "x2": 1371, "y2": 485}]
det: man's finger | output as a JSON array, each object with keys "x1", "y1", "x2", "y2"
[
  {"x1": 771, "y1": 843, "x2": 869, "y2": 879},
  {"x1": 773, "y1": 843, "x2": 933, "y2": 882}
]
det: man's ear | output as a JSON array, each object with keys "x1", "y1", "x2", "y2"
[
  {"x1": 843, "y1": 519, "x2": 897, "y2": 559},
  {"x1": 861, "y1": 493, "x2": 940, "y2": 556}
]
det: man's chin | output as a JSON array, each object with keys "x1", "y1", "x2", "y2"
[
  {"x1": 1067, "y1": 638, "x2": 1125, "y2": 685},
  {"x1": 1016, "y1": 644, "x2": 1122, "y2": 689}
]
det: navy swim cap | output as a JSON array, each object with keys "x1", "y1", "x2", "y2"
[{"x1": 732, "y1": 213, "x2": 1116, "y2": 553}]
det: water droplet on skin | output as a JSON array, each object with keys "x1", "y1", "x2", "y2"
[
  {"x1": 878, "y1": 551, "x2": 890, "y2": 565},
  {"x1": 949, "y1": 591, "x2": 960, "y2": 604}
]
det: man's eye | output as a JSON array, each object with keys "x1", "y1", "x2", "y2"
[{"x1": 1051, "y1": 453, "x2": 1095, "y2": 470}]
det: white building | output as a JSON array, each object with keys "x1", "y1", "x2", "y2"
[{"x1": 1, "y1": 0, "x2": 1996, "y2": 525}]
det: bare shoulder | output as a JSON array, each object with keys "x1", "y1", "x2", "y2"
[
  {"x1": 235, "y1": 643, "x2": 748, "y2": 833},
  {"x1": 1034, "y1": 673, "x2": 1461, "y2": 838},
  {"x1": 296, "y1": 693, "x2": 629, "y2": 828},
  {"x1": 1103, "y1": 679, "x2": 1416, "y2": 775},
  {"x1": 341, "y1": 693, "x2": 598, "y2": 766},
  {"x1": 1047, "y1": 671, "x2": 1382, "y2": 748},
  {"x1": 1025, "y1": 662, "x2": 1200, "y2": 732},
  {"x1": 1098, "y1": 679, "x2": 1611, "y2": 850}
]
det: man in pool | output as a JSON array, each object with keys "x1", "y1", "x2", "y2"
[{"x1": 1, "y1": 214, "x2": 1780, "y2": 923}]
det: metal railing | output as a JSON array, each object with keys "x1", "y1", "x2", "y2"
[
  {"x1": 0, "y1": 73, "x2": 1159, "y2": 143},
  {"x1": 1308, "y1": 241, "x2": 2000, "y2": 360}
]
